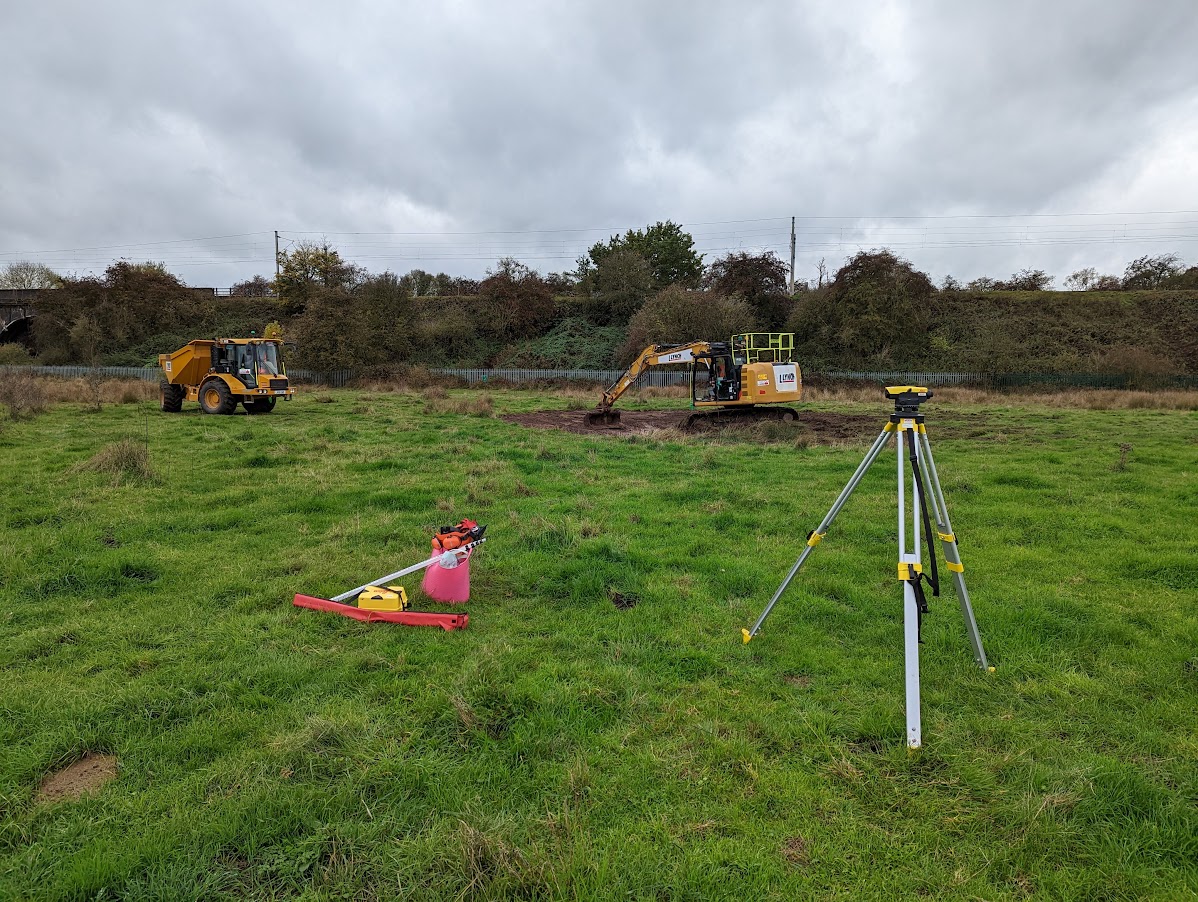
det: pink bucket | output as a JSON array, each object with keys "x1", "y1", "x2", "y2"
[{"x1": 421, "y1": 549, "x2": 471, "y2": 603}]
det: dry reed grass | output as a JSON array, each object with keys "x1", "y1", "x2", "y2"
[
  {"x1": 802, "y1": 383, "x2": 1198, "y2": 410},
  {"x1": 0, "y1": 371, "x2": 49, "y2": 419},
  {"x1": 424, "y1": 393, "x2": 494, "y2": 417},
  {"x1": 2, "y1": 376, "x2": 156, "y2": 411}
]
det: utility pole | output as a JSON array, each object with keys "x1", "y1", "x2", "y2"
[
  {"x1": 785, "y1": 216, "x2": 795, "y2": 293},
  {"x1": 274, "y1": 230, "x2": 281, "y2": 287}
]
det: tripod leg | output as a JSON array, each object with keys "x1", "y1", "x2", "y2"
[
  {"x1": 742, "y1": 426, "x2": 892, "y2": 642},
  {"x1": 902, "y1": 577, "x2": 923, "y2": 748},
  {"x1": 917, "y1": 428, "x2": 991, "y2": 671},
  {"x1": 898, "y1": 421, "x2": 922, "y2": 749}
]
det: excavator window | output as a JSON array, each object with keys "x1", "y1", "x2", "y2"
[{"x1": 694, "y1": 354, "x2": 740, "y2": 403}]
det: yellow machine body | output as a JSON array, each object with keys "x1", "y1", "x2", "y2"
[
  {"x1": 357, "y1": 585, "x2": 410, "y2": 612},
  {"x1": 693, "y1": 358, "x2": 803, "y2": 408},
  {"x1": 158, "y1": 338, "x2": 295, "y2": 414}
]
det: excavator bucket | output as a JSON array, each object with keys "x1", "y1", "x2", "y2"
[{"x1": 585, "y1": 408, "x2": 621, "y2": 427}]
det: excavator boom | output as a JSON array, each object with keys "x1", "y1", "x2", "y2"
[{"x1": 587, "y1": 340, "x2": 712, "y2": 425}]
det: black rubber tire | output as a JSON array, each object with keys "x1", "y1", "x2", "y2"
[
  {"x1": 198, "y1": 379, "x2": 237, "y2": 415},
  {"x1": 160, "y1": 381, "x2": 184, "y2": 413},
  {"x1": 245, "y1": 396, "x2": 277, "y2": 415}
]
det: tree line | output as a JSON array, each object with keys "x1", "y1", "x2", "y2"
[{"x1": 4, "y1": 224, "x2": 1196, "y2": 377}]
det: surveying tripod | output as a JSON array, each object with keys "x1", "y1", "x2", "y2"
[{"x1": 742, "y1": 386, "x2": 993, "y2": 749}]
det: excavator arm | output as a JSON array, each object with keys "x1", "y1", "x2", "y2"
[{"x1": 587, "y1": 340, "x2": 712, "y2": 425}]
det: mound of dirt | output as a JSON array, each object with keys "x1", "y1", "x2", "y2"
[
  {"x1": 37, "y1": 753, "x2": 117, "y2": 804},
  {"x1": 502, "y1": 408, "x2": 882, "y2": 441}
]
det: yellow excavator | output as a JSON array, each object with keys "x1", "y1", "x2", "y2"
[{"x1": 587, "y1": 332, "x2": 802, "y2": 427}]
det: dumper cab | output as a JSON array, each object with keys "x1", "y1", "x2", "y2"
[{"x1": 159, "y1": 338, "x2": 295, "y2": 415}]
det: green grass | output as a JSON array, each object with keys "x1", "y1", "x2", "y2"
[{"x1": 1, "y1": 388, "x2": 1196, "y2": 900}]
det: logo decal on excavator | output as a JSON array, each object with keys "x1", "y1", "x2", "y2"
[
  {"x1": 659, "y1": 350, "x2": 693, "y2": 364},
  {"x1": 773, "y1": 364, "x2": 798, "y2": 391}
]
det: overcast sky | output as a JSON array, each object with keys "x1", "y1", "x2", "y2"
[{"x1": 3, "y1": 0, "x2": 1198, "y2": 288}]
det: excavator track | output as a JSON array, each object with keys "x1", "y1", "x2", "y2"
[{"x1": 682, "y1": 407, "x2": 800, "y2": 430}]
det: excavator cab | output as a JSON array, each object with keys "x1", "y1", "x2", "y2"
[{"x1": 693, "y1": 343, "x2": 739, "y2": 403}]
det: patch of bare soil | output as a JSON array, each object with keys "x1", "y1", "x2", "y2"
[
  {"x1": 791, "y1": 412, "x2": 883, "y2": 442},
  {"x1": 37, "y1": 753, "x2": 117, "y2": 803},
  {"x1": 502, "y1": 408, "x2": 1019, "y2": 444},
  {"x1": 782, "y1": 835, "x2": 810, "y2": 867},
  {"x1": 502, "y1": 409, "x2": 883, "y2": 441},
  {"x1": 607, "y1": 587, "x2": 638, "y2": 609},
  {"x1": 504, "y1": 409, "x2": 685, "y2": 434}
]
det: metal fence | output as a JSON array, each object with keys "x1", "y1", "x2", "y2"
[
  {"x1": 428, "y1": 367, "x2": 690, "y2": 386},
  {"x1": 2, "y1": 364, "x2": 1195, "y2": 390},
  {"x1": 816, "y1": 370, "x2": 1198, "y2": 389},
  {"x1": 0, "y1": 365, "x2": 355, "y2": 387},
  {"x1": 0, "y1": 364, "x2": 161, "y2": 381}
]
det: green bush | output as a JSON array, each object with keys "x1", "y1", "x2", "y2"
[
  {"x1": 0, "y1": 344, "x2": 33, "y2": 365},
  {"x1": 495, "y1": 318, "x2": 624, "y2": 368},
  {"x1": 620, "y1": 287, "x2": 758, "y2": 364}
]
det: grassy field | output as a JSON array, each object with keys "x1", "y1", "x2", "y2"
[{"x1": 1, "y1": 384, "x2": 1196, "y2": 900}]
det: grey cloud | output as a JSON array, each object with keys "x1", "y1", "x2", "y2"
[{"x1": 3, "y1": 0, "x2": 1197, "y2": 286}]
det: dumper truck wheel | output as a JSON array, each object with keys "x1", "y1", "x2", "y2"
[
  {"x1": 245, "y1": 397, "x2": 276, "y2": 415},
  {"x1": 199, "y1": 379, "x2": 237, "y2": 415},
  {"x1": 160, "y1": 381, "x2": 184, "y2": 413}
]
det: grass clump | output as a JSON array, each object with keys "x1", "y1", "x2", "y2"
[{"x1": 70, "y1": 438, "x2": 155, "y2": 484}]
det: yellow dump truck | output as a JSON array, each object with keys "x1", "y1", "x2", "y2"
[{"x1": 158, "y1": 338, "x2": 295, "y2": 414}]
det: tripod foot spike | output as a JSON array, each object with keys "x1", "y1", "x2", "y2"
[{"x1": 741, "y1": 628, "x2": 754, "y2": 644}]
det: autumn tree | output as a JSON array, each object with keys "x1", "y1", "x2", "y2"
[
  {"x1": 582, "y1": 221, "x2": 703, "y2": 290},
  {"x1": 788, "y1": 250, "x2": 935, "y2": 367},
  {"x1": 290, "y1": 287, "x2": 368, "y2": 372},
  {"x1": 1064, "y1": 268, "x2": 1097, "y2": 290},
  {"x1": 0, "y1": 261, "x2": 61, "y2": 289},
  {"x1": 276, "y1": 241, "x2": 362, "y2": 314},
  {"x1": 620, "y1": 286, "x2": 758, "y2": 363},
  {"x1": 478, "y1": 258, "x2": 556, "y2": 339},
  {"x1": 32, "y1": 261, "x2": 192, "y2": 363},
  {"x1": 230, "y1": 275, "x2": 274, "y2": 296},
  {"x1": 1161, "y1": 265, "x2": 1198, "y2": 290},
  {"x1": 355, "y1": 272, "x2": 415, "y2": 362},
  {"x1": 997, "y1": 269, "x2": 1053, "y2": 291},
  {"x1": 1122, "y1": 253, "x2": 1183, "y2": 290},
  {"x1": 704, "y1": 251, "x2": 792, "y2": 328},
  {"x1": 582, "y1": 248, "x2": 653, "y2": 325}
]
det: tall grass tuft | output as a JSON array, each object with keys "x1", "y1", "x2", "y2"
[{"x1": 71, "y1": 439, "x2": 156, "y2": 485}]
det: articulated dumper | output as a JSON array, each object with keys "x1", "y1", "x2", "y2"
[{"x1": 159, "y1": 338, "x2": 295, "y2": 414}]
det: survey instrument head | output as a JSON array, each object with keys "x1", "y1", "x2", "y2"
[{"x1": 885, "y1": 385, "x2": 932, "y2": 416}]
